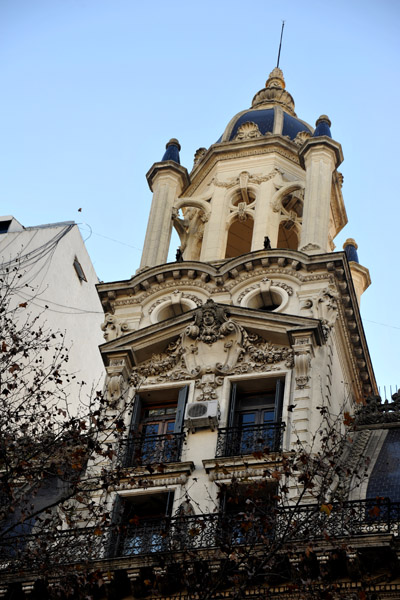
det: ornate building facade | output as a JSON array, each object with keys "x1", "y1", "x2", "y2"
[
  {"x1": 93, "y1": 69, "x2": 400, "y2": 597},
  {"x1": 4, "y1": 69, "x2": 400, "y2": 598}
]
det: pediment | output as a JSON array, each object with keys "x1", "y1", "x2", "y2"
[{"x1": 100, "y1": 301, "x2": 324, "y2": 369}]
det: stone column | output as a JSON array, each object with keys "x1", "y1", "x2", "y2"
[
  {"x1": 251, "y1": 180, "x2": 277, "y2": 250},
  {"x1": 141, "y1": 162, "x2": 189, "y2": 269},
  {"x1": 200, "y1": 186, "x2": 228, "y2": 261},
  {"x1": 299, "y1": 128, "x2": 343, "y2": 255}
]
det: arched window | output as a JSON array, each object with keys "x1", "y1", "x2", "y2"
[{"x1": 225, "y1": 217, "x2": 254, "y2": 259}]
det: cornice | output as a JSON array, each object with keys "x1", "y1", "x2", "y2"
[
  {"x1": 146, "y1": 160, "x2": 190, "y2": 192},
  {"x1": 186, "y1": 135, "x2": 301, "y2": 196},
  {"x1": 299, "y1": 136, "x2": 344, "y2": 169}
]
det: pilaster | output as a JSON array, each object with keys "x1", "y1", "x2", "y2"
[{"x1": 288, "y1": 329, "x2": 321, "y2": 448}]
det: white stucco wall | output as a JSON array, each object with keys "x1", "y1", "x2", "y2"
[{"x1": 0, "y1": 219, "x2": 105, "y2": 411}]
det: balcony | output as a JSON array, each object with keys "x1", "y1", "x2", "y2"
[
  {"x1": 120, "y1": 432, "x2": 185, "y2": 467},
  {"x1": 215, "y1": 422, "x2": 285, "y2": 458},
  {"x1": 1, "y1": 499, "x2": 399, "y2": 571}
]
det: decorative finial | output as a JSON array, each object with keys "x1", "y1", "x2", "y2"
[
  {"x1": 343, "y1": 238, "x2": 359, "y2": 264},
  {"x1": 162, "y1": 138, "x2": 181, "y2": 164},
  {"x1": 313, "y1": 115, "x2": 332, "y2": 138},
  {"x1": 265, "y1": 67, "x2": 286, "y2": 90}
]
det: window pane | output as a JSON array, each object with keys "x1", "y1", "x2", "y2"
[
  {"x1": 263, "y1": 410, "x2": 275, "y2": 423},
  {"x1": 239, "y1": 413, "x2": 256, "y2": 425}
]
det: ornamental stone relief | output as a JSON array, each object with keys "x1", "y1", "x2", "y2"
[
  {"x1": 293, "y1": 130, "x2": 312, "y2": 146},
  {"x1": 101, "y1": 313, "x2": 130, "y2": 341},
  {"x1": 291, "y1": 334, "x2": 314, "y2": 390},
  {"x1": 129, "y1": 300, "x2": 293, "y2": 394},
  {"x1": 193, "y1": 147, "x2": 207, "y2": 167},
  {"x1": 188, "y1": 147, "x2": 298, "y2": 195},
  {"x1": 234, "y1": 121, "x2": 262, "y2": 140},
  {"x1": 209, "y1": 168, "x2": 285, "y2": 190},
  {"x1": 355, "y1": 393, "x2": 400, "y2": 426}
]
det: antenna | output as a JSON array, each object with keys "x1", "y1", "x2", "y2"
[{"x1": 276, "y1": 20, "x2": 285, "y2": 69}]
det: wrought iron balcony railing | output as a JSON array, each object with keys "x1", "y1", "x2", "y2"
[
  {"x1": 215, "y1": 422, "x2": 285, "y2": 457},
  {"x1": 120, "y1": 432, "x2": 185, "y2": 467},
  {"x1": 2, "y1": 499, "x2": 399, "y2": 570}
]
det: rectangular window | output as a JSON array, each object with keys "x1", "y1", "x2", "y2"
[
  {"x1": 112, "y1": 492, "x2": 174, "y2": 557},
  {"x1": 216, "y1": 378, "x2": 285, "y2": 457},
  {"x1": 124, "y1": 387, "x2": 188, "y2": 467}
]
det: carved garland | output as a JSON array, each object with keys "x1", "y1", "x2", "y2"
[{"x1": 210, "y1": 167, "x2": 284, "y2": 189}]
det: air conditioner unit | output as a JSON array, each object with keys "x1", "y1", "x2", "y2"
[{"x1": 184, "y1": 400, "x2": 219, "y2": 431}]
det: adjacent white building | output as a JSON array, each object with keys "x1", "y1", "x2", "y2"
[{"x1": 0, "y1": 215, "x2": 105, "y2": 408}]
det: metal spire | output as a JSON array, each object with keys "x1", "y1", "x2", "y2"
[{"x1": 276, "y1": 20, "x2": 285, "y2": 69}]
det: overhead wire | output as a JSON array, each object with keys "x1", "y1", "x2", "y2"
[
  {"x1": 364, "y1": 319, "x2": 400, "y2": 331},
  {"x1": 16, "y1": 289, "x2": 104, "y2": 315},
  {"x1": 77, "y1": 224, "x2": 142, "y2": 251}
]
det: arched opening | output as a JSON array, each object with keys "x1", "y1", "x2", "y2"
[
  {"x1": 225, "y1": 218, "x2": 254, "y2": 259},
  {"x1": 277, "y1": 221, "x2": 299, "y2": 251},
  {"x1": 243, "y1": 287, "x2": 285, "y2": 312},
  {"x1": 247, "y1": 290, "x2": 283, "y2": 311},
  {"x1": 155, "y1": 299, "x2": 196, "y2": 323}
]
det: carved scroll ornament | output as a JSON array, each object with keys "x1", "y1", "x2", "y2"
[{"x1": 101, "y1": 313, "x2": 130, "y2": 341}]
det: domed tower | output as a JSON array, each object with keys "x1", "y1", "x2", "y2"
[
  {"x1": 97, "y1": 69, "x2": 376, "y2": 522},
  {"x1": 140, "y1": 68, "x2": 365, "y2": 266}
]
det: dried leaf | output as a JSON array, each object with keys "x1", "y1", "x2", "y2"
[
  {"x1": 343, "y1": 411, "x2": 354, "y2": 426},
  {"x1": 320, "y1": 503, "x2": 333, "y2": 516}
]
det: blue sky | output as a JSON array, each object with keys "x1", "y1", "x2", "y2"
[{"x1": 1, "y1": 0, "x2": 399, "y2": 390}]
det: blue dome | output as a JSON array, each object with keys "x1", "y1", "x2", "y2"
[
  {"x1": 220, "y1": 107, "x2": 312, "y2": 143},
  {"x1": 216, "y1": 69, "x2": 313, "y2": 145}
]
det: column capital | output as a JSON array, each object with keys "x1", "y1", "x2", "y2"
[{"x1": 299, "y1": 136, "x2": 344, "y2": 170}]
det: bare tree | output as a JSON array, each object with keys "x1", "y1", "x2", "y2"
[{"x1": 0, "y1": 263, "x2": 134, "y2": 579}]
